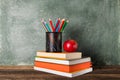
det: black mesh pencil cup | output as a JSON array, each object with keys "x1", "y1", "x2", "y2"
[{"x1": 46, "y1": 32, "x2": 62, "y2": 52}]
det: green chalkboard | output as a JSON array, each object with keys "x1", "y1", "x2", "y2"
[{"x1": 0, "y1": 0, "x2": 120, "y2": 65}]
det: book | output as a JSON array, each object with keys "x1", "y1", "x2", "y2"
[
  {"x1": 36, "y1": 51, "x2": 82, "y2": 60},
  {"x1": 34, "y1": 67, "x2": 93, "y2": 77},
  {"x1": 34, "y1": 61, "x2": 92, "y2": 72},
  {"x1": 35, "y1": 57, "x2": 91, "y2": 65}
]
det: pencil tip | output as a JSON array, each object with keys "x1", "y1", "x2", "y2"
[
  {"x1": 67, "y1": 20, "x2": 69, "y2": 22},
  {"x1": 41, "y1": 18, "x2": 44, "y2": 22},
  {"x1": 62, "y1": 19, "x2": 65, "y2": 21}
]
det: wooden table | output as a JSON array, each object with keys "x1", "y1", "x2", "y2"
[{"x1": 0, "y1": 66, "x2": 119, "y2": 80}]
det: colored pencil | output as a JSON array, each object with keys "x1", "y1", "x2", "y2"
[
  {"x1": 61, "y1": 20, "x2": 69, "y2": 32},
  {"x1": 58, "y1": 19, "x2": 65, "y2": 32},
  {"x1": 56, "y1": 23, "x2": 60, "y2": 32},
  {"x1": 41, "y1": 19, "x2": 48, "y2": 32},
  {"x1": 49, "y1": 19, "x2": 55, "y2": 32},
  {"x1": 55, "y1": 18, "x2": 60, "y2": 32},
  {"x1": 41, "y1": 19, "x2": 51, "y2": 32},
  {"x1": 41, "y1": 18, "x2": 68, "y2": 32},
  {"x1": 45, "y1": 22, "x2": 52, "y2": 32}
]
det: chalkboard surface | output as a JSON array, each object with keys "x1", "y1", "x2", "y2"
[{"x1": 0, "y1": 0, "x2": 120, "y2": 65}]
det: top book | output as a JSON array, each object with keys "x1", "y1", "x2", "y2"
[{"x1": 36, "y1": 51, "x2": 82, "y2": 60}]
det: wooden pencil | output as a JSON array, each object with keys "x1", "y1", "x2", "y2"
[
  {"x1": 55, "y1": 18, "x2": 60, "y2": 32},
  {"x1": 58, "y1": 19, "x2": 65, "y2": 32},
  {"x1": 61, "y1": 20, "x2": 69, "y2": 32},
  {"x1": 49, "y1": 19, "x2": 55, "y2": 32},
  {"x1": 41, "y1": 19, "x2": 48, "y2": 32}
]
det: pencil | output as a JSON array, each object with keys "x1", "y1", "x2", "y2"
[
  {"x1": 56, "y1": 23, "x2": 60, "y2": 32},
  {"x1": 58, "y1": 19, "x2": 65, "y2": 32},
  {"x1": 41, "y1": 19, "x2": 48, "y2": 32},
  {"x1": 54, "y1": 18, "x2": 60, "y2": 32},
  {"x1": 49, "y1": 19, "x2": 55, "y2": 32},
  {"x1": 45, "y1": 22, "x2": 52, "y2": 32},
  {"x1": 61, "y1": 20, "x2": 69, "y2": 32}
]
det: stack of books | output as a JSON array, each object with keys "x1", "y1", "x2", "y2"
[{"x1": 34, "y1": 51, "x2": 93, "y2": 77}]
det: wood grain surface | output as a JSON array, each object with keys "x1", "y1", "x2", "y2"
[{"x1": 0, "y1": 66, "x2": 119, "y2": 80}]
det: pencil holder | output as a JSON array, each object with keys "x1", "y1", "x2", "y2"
[{"x1": 46, "y1": 32, "x2": 62, "y2": 52}]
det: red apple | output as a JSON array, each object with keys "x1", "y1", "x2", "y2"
[{"x1": 63, "y1": 40, "x2": 78, "y2": 52}]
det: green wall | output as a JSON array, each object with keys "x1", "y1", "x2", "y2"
[{"x1": 0, "y1": 0, "x2": 120, "y2": 65}]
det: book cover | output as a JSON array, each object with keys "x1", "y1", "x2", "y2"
[
  {"x1": 34, "y1": 61, "x2": 92, "y2": 72},
  {"x1": 37, "y1": 51, "x2": 82, "y2": 60},
  {"x1": 35, "y1": 57, "x2": 91, "y2": 65},
  {"x1": 34, "y1": 67, "x2": 93, "y2": 77}
]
